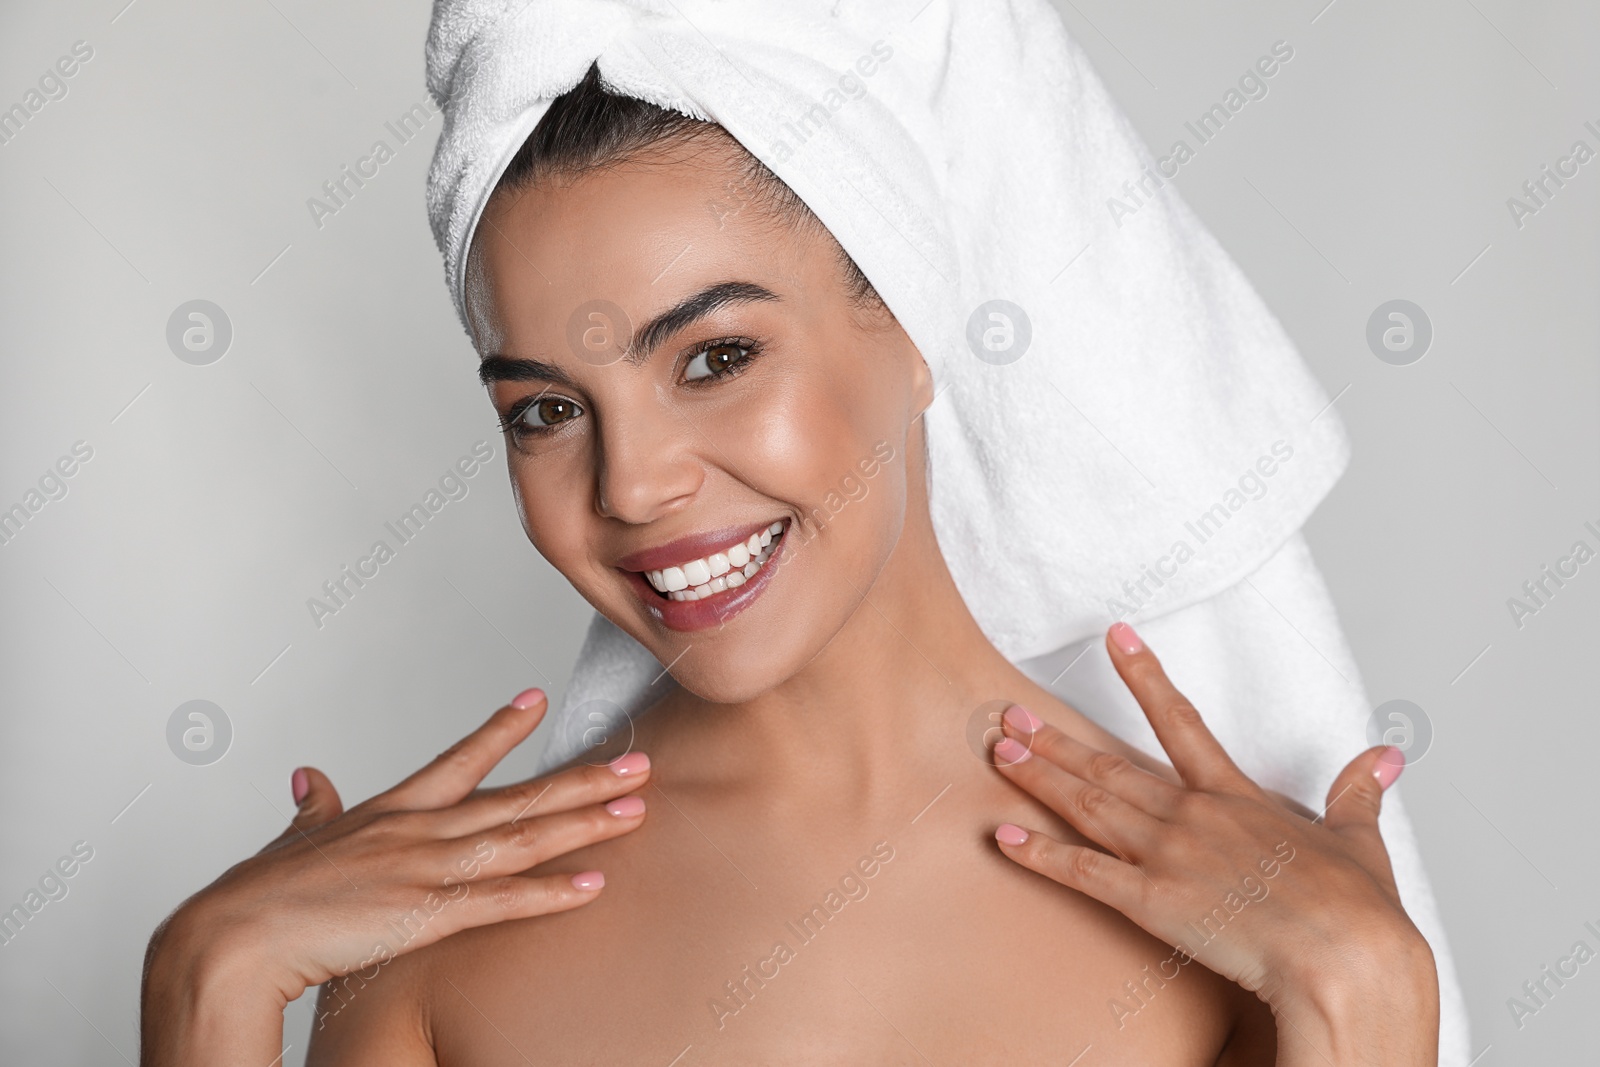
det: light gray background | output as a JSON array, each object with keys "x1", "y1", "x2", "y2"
[{"x1": 1, "y1": 0, "x2": 1594, "y2": 1063}]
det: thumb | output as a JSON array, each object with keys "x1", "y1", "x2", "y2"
[
  {"x1": 1322, "y1": 745, "x2": 1404, "y2": 835},
  {"x1": 260, "y1": 767, "x2": 345, "y2": 853},
  {"x1": 289, "y1": 766, "x2": 344, "y2": 830}
]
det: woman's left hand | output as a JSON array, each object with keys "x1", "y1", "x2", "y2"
[{"x1": 989, "y1": 621, "x2": 1439, "y2": 1066}]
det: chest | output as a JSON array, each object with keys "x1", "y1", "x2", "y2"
[{"x1": 428, "y1": 795, "x2": 1237, "y2": 1065}]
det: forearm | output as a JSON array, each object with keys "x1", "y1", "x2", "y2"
[{"x1": 1269, "y1": 936, "x2": 1440, "y2": 1067}]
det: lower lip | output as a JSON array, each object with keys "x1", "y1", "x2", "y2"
[{"x1": 624, "y1": 531, "x2": 788, "y2": 633}]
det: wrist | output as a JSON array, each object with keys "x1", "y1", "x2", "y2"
[
  {"x1": 141, "y1": 904, "x2": 293, "y2": 1067},
  {"x1": 1267, "y1": 929, "x2": 1439, "y2": 1066}
]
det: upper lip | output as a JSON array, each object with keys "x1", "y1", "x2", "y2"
[{"x1": 615, "y1": 518, "x2": 783, "y2": 573}]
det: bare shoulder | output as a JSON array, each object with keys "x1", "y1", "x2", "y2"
[{"x1": 304, "y1": 940, "x2": 436, "y2": 1066}]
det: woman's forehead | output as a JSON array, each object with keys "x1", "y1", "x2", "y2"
[{"x1": 465, "y1": 157, "x2": 829, "y2": 353}]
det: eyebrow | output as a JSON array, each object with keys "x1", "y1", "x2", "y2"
[{"x1": 478, "y1": 280, "x2": 781, "y2": 387}]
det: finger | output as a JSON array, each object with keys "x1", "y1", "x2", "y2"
[
  {"x1": 375, "y1": 690, "x2": 548, "y2": 812},
  {"x1": 437, "y1": 794, "x2": 649, "y2": 881},
  {"x1": 990, "y1": 732, "x2": 1161, "y2": 858},
  {"x1": 432, "y1": 752, "x2": 652, "y2": 837},
  {"x1": 261, "y1": 767, "x2": 344, "y2": 853},
  {"x1": 417, "y1": 870, "x2": 612, "y2": 945},
  {"x1": 1105, "y1": 623, "x2": 1247, "y2": 790},
  {"x1": 292, "y1": 766, "x2": 345, "y2": 827},
  {"x1": 999, "y1": 704, "x2": 1183, "y2": 817},
  {"x1": 1321, "y1": 745, "x2": 1403, "y2": 835},
  {"x1": 993, "y1": 823, "x2": 1147, "y2": 917}
]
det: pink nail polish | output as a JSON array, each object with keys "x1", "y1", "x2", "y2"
[
  {"x1": 609, "y1": 752, "x2": 650, "y2": 777},
  {"x1": 1108, "y1": 622, "x2": 1145, "y2": 655},
  {"x1": 571, "y1": 871, "x2": 605, "y2": 891},
  {"x1": 511, "y1": 687, "x2": 545, "y2": 710},
  {"x1": 1374, "y1": 746, "x2": 1406, "y2": 790},
  {"x1": 993, "y1": 737, "x2": 1032, "y2": 766},
  {"x1": 606, "y1": 796, "x2": 646, "y2": 818},
  {"x1": 1003, "y1": 704, "x2": 1043, "y2": 734},
  {"x1": 995, "y1": 823, "x2": 1029, "y2": 846},
  {"x1": 291, "y1": 767, "x2": 309, "y2": 806}
]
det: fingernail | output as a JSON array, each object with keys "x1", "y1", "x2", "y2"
[
  {"x1": 511, "y1": 687, "x2": 545, "y2": 710},
  {"x1": 1108, "y1": 622, "x2": 1145, "y2": 655},
  {"x1": 606, "y1": 796, "x2": 646, "y2": 818},
  {"x1": 291, "y1": 767, "x2": 309, "y2": 806},
  {"x1": 995, "y1": 823, "x2": 1029, "y2": 846},
  {"x1": 993, "y1": 737, "x2": 1032, "y2": 766},
  {"x1": 1374, "y1": 746, "x2": 1406, "y2": 790},
  {"x1": 609, "y1": 752, "x2": 650, "y2": 777},
  {"x1": 1003, "y1": 704, "x2": 1043, "y2": 734},
  {"x1": 571, "y1": 870, "x2": 605, "y2": 891}
]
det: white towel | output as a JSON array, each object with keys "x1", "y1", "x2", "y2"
[{"x1": 424, "y1": 0, "x2": 1469, "y2": 1059}]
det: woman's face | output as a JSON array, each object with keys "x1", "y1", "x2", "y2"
[{"x1": 465, "y1": 135, "x2": 933, "y2": 704}]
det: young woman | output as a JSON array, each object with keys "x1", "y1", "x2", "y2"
[{"x1": 139, "y1": 58, "x2": 1442, "y2": 1064}]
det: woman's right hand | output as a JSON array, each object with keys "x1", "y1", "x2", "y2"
[{"x1": 139, "y1": 689, "x2": 650, "y2": 1066}]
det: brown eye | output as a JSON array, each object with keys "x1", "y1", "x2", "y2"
[
  {"x1": 518, "y1": 395, "x2": 582, "y2": 429},
  {"x1": 684, "y1": 342, "x2": 750, "y2": 382}
]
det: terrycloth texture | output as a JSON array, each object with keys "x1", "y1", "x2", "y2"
[{"x1": 423, "y1": 0, "x2": 1468, "y2": 1059}]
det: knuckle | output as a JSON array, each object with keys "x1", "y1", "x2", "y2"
[
  {"x1": 489, "y1": 877, "x2": 526, "y2": 915},
  {"x1": 1346, "y1": 774, "x2": 1385, "y2": 811},
  {"x1": 1170, "y1": 789, "x2": 1215, "y2": 823},
  {"x1": 498, "y1": 779, "x2": 549, "y2": 815},
  {"x1": 358, "y1": 811, "x2": 401, "y2": 841},
  {"x1": 1076, "y1": 786, "x2": 1114, "y2": 818},
  {"x1": 1163, "y1": 701, "x2": 1204, "y2": 729},
  {"x1": 1086, "y1": 751, "x2": 1133, "y2": 782},
  {"x1": 504, "y1": 819, "x2": 542, "y2": 852},
  {"x1": 360, "y1": 809, "x2": 423, "y2": 846},
  {"x1": 1067, "y1": 846, "x2": 1102, "y2": 883},
  {"x1": 436, "y1": 738, "x2": 476, "y2": 770}
]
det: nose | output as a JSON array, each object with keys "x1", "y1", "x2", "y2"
[{"x1": 593, "y1": 401, "x2": 703, "y2": 524}]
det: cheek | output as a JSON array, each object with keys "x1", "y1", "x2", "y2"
[
  {"x1": 733, "y1": 365, "x2": 881, "y2": 513},
  {"x1": 508, "y1": 453, "x2": 596, "y2": 581},
  {"x1": 726, "y1": 351, "x2": 908, "y2": 569}
]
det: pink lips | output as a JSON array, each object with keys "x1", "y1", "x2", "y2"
[{"x1": 616, "y1": 519, "x2": 789, "y2": 633}]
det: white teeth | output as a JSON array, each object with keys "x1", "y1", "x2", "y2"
[{"x1": 643, "y1": 520, "x2": 787, "y2": 602}]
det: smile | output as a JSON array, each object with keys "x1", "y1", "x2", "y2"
[
  {"x1": 617, "y1": 518, "x2": 792, "y2": 633},
  {"x1": 645, "y1": 521, "x2": 785, "y2": 601}
]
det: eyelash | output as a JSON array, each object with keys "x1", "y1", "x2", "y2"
[{"x1": 497, "y1": 336, "x2": 764, "y2": 441}]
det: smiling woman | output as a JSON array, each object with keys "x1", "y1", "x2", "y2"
[{"x1": 137, "y1": 2, "x2": 1465, "y2": 1064}]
